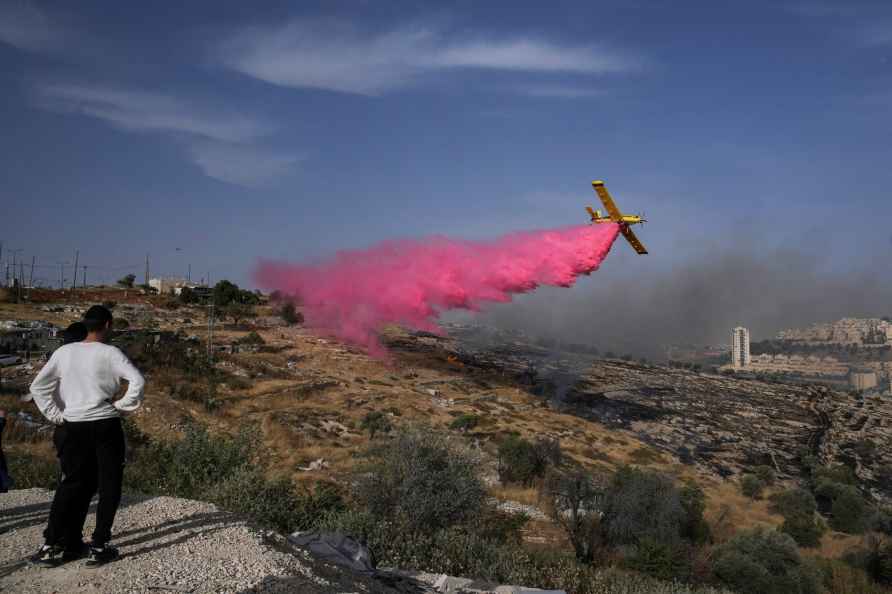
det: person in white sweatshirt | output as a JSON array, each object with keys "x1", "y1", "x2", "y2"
[{"x1": 28, "y1": 305, "x2": 145, "y2": 567}]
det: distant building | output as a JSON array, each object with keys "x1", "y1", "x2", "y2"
[
  {"x1": 748, "y1": 354, "x2": 849, "y2": 377},
  {"x1": 850, "y1": 370, "x2": 878, "y2": 392},
  {"x1": 149, "y1": 277, "x2": 207, "y2": 296},
  {"x1": 731, "y1": 327, "x2": 751, "y2": 369},
  {"x1": 777, "y1": 317, "x2": 892, "y2": 346}
]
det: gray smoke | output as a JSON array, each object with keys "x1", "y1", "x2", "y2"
[{"x1": 470, "y1": 248, "x2": 892, "y2": 360}]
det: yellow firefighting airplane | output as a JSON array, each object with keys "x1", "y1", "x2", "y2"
[{"x1": 586, "y1": 180, "x2": 648, "y2": 255}]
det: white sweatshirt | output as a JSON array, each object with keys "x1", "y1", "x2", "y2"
[{"x1": 29, "y1": 341, "x2": 145, "y2": 424}]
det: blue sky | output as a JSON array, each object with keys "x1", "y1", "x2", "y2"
[{"x1": 2, "y1": 0, "x2": 892, "y2": 345}]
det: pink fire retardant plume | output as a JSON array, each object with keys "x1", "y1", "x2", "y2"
[{"x1": 255, "y1": 223, "x2": 620, "y2": 357}]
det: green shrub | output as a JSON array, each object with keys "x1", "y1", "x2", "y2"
[
  {"x1": 213, "y1": 469, "x2": 344, "y2": 533},
  {"x1": 497, "y1": 435, "x2": 559, "y2": 486},
  {"x1": 679, "y1": 482, "x2": 711, "y2": 544},
  {"x1": 625, "y1": 537, "x2": 691, "y2": 582},
  {"x1": 712, "y1": 528, "x2": 823, "y2": 594},
  {"x1": 770, "y1": 488, "x2": 817, "y2": 518},
  {"x1": 600, "y1": 466, "x2": 687, "y2": 548},
  {"x1": 769, "y1": 488, "x2": 824, "y2": 547},
  {"x1": 359, "y1": 410, "x2": 392, "y2": 439},
  {"x1": 813, "y1": 464, "x2": 858, "y2": 486},
  {"x1": 740, "y1": 475, "x2": 766, "y2": 500},
  {"x1": 355, "y1": 427, "x2": 486, "y2": 532},
  {"x1": 322, "y1": 510, "x2": 732, "y2": 594},
  {"x1": 237, "y1": 331, "x2": 265, "y2": 345},
  {"x1": 830, "y1": 485, "x2": 869, "y2": 534},
  {"x1": 781, "y1": 513, "x2": 825, "y2": 548},
  {"x1": 450, "y1": 413, "x2": 480, "y2": 432},
  {"x1": 124, "y1": 424, "x2": 255, "y2": 499},
  {"x1": 754, "y1": 465, "x2": 776, "y2": 486}
]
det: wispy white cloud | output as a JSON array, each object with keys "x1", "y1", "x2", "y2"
[
  {"x1": 0, "y1": 1, "x2": 65, "y2": 52},
  {"x1": 515, "y1": 83, "x2": 606, "y2": 99},
  {"x1": 189, "y1": 142, "x2": 301, "y2": 187},
  {"x1": 217, "y1": 20, "x2": 636, "y2": 96},
  {"x1": 35, "y1": 83, "x2": 271, "y2": 142},
  {"x1": 34, "y1": 82, "x2": 299, "y2": 185}
]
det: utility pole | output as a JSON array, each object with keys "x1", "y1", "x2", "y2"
[
  {"x1": 72, "y1": 250, "x2": 79, "y2": 290},
  {"x1": 188, "y1": 263, "x2": 191, "y2": 284},
  {"x1": 59, "y1": 263, "x2": 64, "y2": 289},
  {"x1": 82, "y1": 265, "x2": 88, "y2": 288},
  {"x1": 19, "y1": 261, "x2": 24, "y2": 301},
  {"x1": 29, "y1": 256, "x2": 35, "y2": 288},
  {"x1": 10, "y1": 249, "x2": 23, "y2": 287},
  {"x1": 207, "y1": 304, "x2": 215, "y2": 364},
  {"x1": 144, "y1": 253, "x2": 150, "y2": 288}
]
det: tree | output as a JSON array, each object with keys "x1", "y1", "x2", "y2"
[
  {"x1": 117, "y1": 274, "x2": 136, "y2": 288},
  {"x1": 213, "y1": 280, "x2": 241, "y2": 306},
  {"x1": 179, "y1": 286, "x2": 199, "y2": 304},
  {"x1": 222, "y1": 303, "x2": 256, "y2": 327},
  {"x1": 830, "y1": 485, "x2": 869, "y2": 534},
  {"x1": 280, "y1": 301, "x2": 303, "y2": 325},
  {"x1": 545, "y1": 470, "x2": 603, "y2": 562},
  {"x1": 600, "y1": 466, "x2": 687, "y2": 547}
]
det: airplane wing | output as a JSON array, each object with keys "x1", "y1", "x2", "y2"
[
  {"x1": 621, "y1": 225, "x2": 648, "y2": 254},
  {"x1": 592, "y1": 181, "x2": 623, "y2": 222}
]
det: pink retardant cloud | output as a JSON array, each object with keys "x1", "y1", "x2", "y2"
[{"x1": 254, "y1": 223, "x2": 620, "y2": 357}]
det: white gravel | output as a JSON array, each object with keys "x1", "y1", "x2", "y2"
[{"x1": 0, "y1": 488, "x2": 333, "y2": 594}]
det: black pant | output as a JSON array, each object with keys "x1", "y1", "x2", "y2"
[{"x1": 45, "y1": 417, "x2": 125, "y2": 549}]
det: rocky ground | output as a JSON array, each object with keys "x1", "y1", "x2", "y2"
[
  {"x1": 0, "y1": 489, "x2": 434, "y2": 594},
  {"x1": 562, "y1": 359, "x2": 892, "y2": 501}
]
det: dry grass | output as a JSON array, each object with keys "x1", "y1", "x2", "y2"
[
  {"x1": 491, "y1": 484, "x2": 541, "y2": 506},
  {"x1": 806, "y1": 531, "x2": 865, "y2": 559},
  {"x1": 704, "y1": 481, "x2": 782, "y2": 543}
]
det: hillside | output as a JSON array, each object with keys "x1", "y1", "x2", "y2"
[{"x1": 2, "y1": 298, "x2": 892, "y2": 592}]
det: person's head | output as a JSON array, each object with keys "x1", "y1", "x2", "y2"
[
  {"x1": 62, "y1": 322, "x2": 88, "y2": 345},
  {"x1": 83, "y1": 305, "x2": 114, "y2": 341}
]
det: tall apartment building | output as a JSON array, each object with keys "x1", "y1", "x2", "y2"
[{"x1": 731, "y1": 327, "x2": 751, "y2": 369}]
